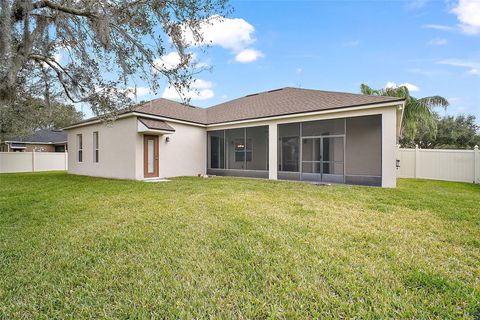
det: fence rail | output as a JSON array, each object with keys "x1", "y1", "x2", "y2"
[
  {"x1": 0, "y1": 152, "x2": 68, "y2": 174},
  {"x1": 397, "y1": 146, "x2": 479, "y2": 184}
]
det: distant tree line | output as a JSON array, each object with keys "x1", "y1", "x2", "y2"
[
  {"x1": 401, "y1": 114, "x2": 480, "y2": 149},
  {"x1": 0, "y1": 98, "x2": 83, "y2": 141}
]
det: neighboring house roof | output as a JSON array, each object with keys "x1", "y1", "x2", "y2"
[
  {"x1": 138, "y1": 117, "x2": 175, "y2": 132},
  {"x1": 65, "y1": 87, "x2": 405, "y2": 129},
  {"x1": 5, "y1": 129, "x2": 67, "y2": 144}
]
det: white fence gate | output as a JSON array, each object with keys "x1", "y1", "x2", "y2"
[
  {"x1": 0, "y1": 152, "x2": 68, "y2": 174},
  {"x1": 397, "y1": 146, "x2": 479, "y2": 184}
]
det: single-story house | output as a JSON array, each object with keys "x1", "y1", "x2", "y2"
[
  {"x1": 0, "y1": 129, "x2": 67, "y2": 152},
  {"x1": 64, "y1": 87, "x2": 405, "y2": 187}
]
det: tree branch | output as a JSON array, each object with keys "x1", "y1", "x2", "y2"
[
  {"x1": 30, "y1": 54, "x2": 82, "y2": 103},
  {"x1": 32, "y1": 0, "x2": 97, "y2": 18}
]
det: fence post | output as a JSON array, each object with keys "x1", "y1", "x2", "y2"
[
  {"x1": 414, "y1": 144, "x2": 419, "y2": 178},
  {"x1": 475, "y1": 145, "x2": 479, "y2": 184},
  {"x1": 31, "y1": 151, "x2": 35, "y2": 172}
]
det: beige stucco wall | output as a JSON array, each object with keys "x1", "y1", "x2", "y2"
[
  {"x1": 134, "y1": 121, "x2": 206, "y2": 179},
  {"x1": 67, "y1": 102, "x2": 400, "y2": 187},
  {"x1": 68, "y1": 116, "x2": 206, "y2": 180},
  {"x1": 67, "y1": 116, "x2": 138, "y2": 180}
]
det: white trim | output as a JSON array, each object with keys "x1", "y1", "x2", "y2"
[
  {"x1": 64, "y1": 112, "x2": 206, "y2": 130},
  {"x1": 137, "y1": 119, "x2": 175, "y2": 135},
  {"x1": 63, "y1": 101, "x2": 405, "y2": 130},
  {"x1": 206, "y1": 101, "x2": 405, "y2": 129},
  {"x1": 132, "y1": 112, "x2": 205, "y2": 127}
]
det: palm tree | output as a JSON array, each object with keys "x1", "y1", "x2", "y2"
[{"x1": 360, "y1": 84, "x2": 449, "y2": 143}]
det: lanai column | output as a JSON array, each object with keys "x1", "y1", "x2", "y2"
[
  {"x1": 268, "y1": 123, "x2": 278, "y2": 180},
  {"x1": 382, "y1": 107, "x2": 398, "y2": 188}
]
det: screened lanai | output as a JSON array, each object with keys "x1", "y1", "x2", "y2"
[
  {"x1": 207, "y1": 125, "x2": 270, "y2": 178},
  {"x1": 207, "y1": 115, "x2": 382, "y2": 186},
  {"x1": 277, "y1": 115, "x2": 382, "y2": 186}
]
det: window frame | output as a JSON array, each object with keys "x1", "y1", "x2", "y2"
[
  {"x1": 93, "y1": 131, "x2": 99, "y2": 163},
  {"x1": 77, "y1": 134, "x2": 83, "y2": 163}
]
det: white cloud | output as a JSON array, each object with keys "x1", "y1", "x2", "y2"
[
  {"x1": 296, "y1": 68, "x2": 303, "y2": 74},
  {"x1": 181, "y1": 15, "x2": 263, "y2": 63},
  {"x1": 438, "y1": 58, "x2": 480, "y2": 75},
  {"x1": 423, "y1": 24, "x2": 455, "y2": 31},
  {"x1": 385, "y1": 81, "x2": 420, "y2": 92},
  {"x1": 451, "y1": 0, "x2": 480, "y2": 35},
  {"x1": 162, "y1": 79, "x2": 214, "y2": 101},
  {"x1": 154, "y1": 52, "x2": 182, "y2": 70},
  {"x1": 234, "y1": 49, "x2": 264, "y2": 63},
  {"x1": 343, "y1": 40, "x2": 360, "y2": 47},
  {"x1": 467, "y1": 68, "x2": 480, "y2": 75},
  {"x1": 182, "y1": 15, "x2": 255, "y2": 51},
  {"x1": 190, "y1": 79, "x2": 213, "y2": 89},
  {"x1": 407, "y1": 0, "x2": 428, "y2": 9},
  {"x1": 438, "y1": 58, "x2": 480, "y2": 68},
  {"x1": 118, "y1": 87, "x2": 151, "y2": 99},
  {"x1": 427, "y1": 38, "x2": 448, "y2": 45},
  {"x1": 153, "y1": 51, "x2": 209, "y2": 72}
]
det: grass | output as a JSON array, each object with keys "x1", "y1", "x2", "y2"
[{"x1": 0, "y1": 172, "x2": 479, "y2": 319}]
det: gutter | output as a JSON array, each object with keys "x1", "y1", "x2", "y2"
[{"x1": 63, "y1": 99, "x2": 405, "y2": 130}]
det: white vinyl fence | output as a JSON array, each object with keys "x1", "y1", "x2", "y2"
[
  {"x1": 397, "y1": 146, "x2": 479, "y2": 184},
  {"x1": 0, "y1": 152, "x2": 68, "y2": 174}
]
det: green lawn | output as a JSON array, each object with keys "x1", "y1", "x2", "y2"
[{"x1": 0, "y1": 172, "x2": 479, "y2": 319}]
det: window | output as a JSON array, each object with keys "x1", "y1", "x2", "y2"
[
  {"x1": 77, "y1": 134, "x2": 83, "y2": 162},
  {"x1": 226, "y1": 128, "x2": 245, "y2": 169},
  {"x1": 234, "y1": 139, "x2": 252, "y2": 162},
  {"x1": 93, "y1": 132, "x2": 99, "y2": 163}
]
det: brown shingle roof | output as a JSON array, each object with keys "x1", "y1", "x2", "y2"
[
  {"x1": 138, "y1": 117, "x2": 175, "y2": 132},
  {"x1": 66, "y1": 87, "x2": 404, "y2": 129},
  {"x1": 205, "y1": 87, "x2": 404, "y2": 124},
  {"x1": 134, "y1": 98, "x2": 207, "y2": 124}
]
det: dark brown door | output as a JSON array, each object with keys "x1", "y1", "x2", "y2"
[{"x1": 144, "y1": 135, "x2": 159, "y2": 178}]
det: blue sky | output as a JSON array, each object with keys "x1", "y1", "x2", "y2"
[{"x1": 81, "y1": 0, "x2": 480, "y2": 121}]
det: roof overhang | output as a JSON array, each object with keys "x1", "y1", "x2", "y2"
[
  {"x1": 137, "y1": 119, "x2": 175, "y2": 135},
  {"x1": 63, "y1": 111, "x2": 206, "y2": 130},
  {"x1": 205, "y1": 100, "x2": 406, "y2": 128},
  {"x1": 62, "y1": 99, "x2": 406, "y2": 131}
]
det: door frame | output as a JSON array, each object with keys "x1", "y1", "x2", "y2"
[
  {"x1": 300, "y1": 135, "x2": 345, "y2": 183},
  {"x1": 143, "y1": 135, "x2": 159, "y2": 178}
]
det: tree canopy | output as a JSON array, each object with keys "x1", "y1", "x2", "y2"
[
  {"x1": 360, "y1": 84, "x2": 449, "y2": 143},
  {"x1": 0, "y1": 97, "x2": 83, "y2": 141},
  {"x1": 0, "y1": 0, "x2": 230, "y2": 116},
  {"x1": 402, "y1": 113, "x2": 480, "y2": 149}
]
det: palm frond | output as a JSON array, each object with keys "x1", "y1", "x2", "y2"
[
  {"x1": 359, "y1": 84, "x2": 449, "y2": 142},
  {"x1": 418, "y1": 96, "x2": 449, "y2": 109},
  {"x1": 360, "y1": 84, "x2": 378, "y2": 96}
]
